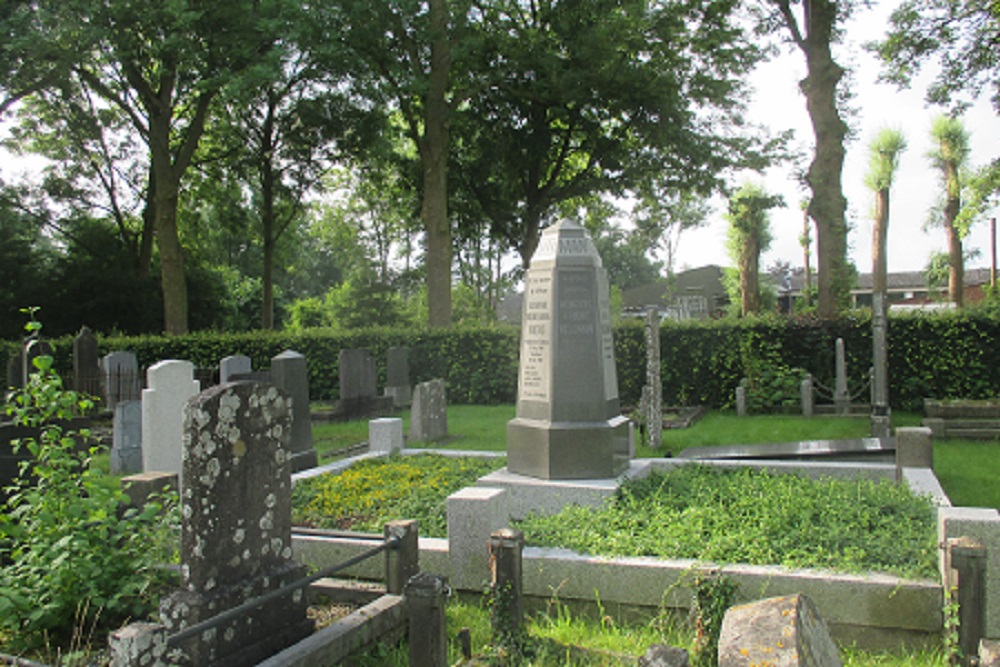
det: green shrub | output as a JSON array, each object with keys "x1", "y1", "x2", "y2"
[{"x1": 0, "y1": 312, "x2": 177, "y2": 651}]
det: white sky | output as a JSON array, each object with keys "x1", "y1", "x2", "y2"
[{"x1": 677, "y1": 0, "x2": 1000, "y2": 276}]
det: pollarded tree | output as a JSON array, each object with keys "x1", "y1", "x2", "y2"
[
  {"x1": 863, "y1": 128, "x2": 907, "y2": 298},
  {"x1": 876, "y1": 0, "x2": 1000, "y2": 112},
  {"x1": 763, "y1": 0, "x2": 854, "y2": 317},
  {"x1": 928, "y1": 115, "x2": 970, "y2": 307},
  {"x1": 726, "y1": 183, "x2": 784, "y2": 316}
]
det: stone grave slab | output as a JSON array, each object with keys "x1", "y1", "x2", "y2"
[{"x1": 718, "y1": 594, "x2": 842, "y2": 667}]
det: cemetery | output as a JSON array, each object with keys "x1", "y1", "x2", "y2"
[{"x1": 2, "y1": 223, "x2": 1000, "y2": 666}]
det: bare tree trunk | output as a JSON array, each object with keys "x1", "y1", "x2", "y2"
[
  {"x1": 421, "y1": 0, "x2": 452, "y2": 329},
  {"x1": 944, "y1": 161, "x2": 964, "y2": 306},
  {"x1": 802, "y1": 206, "x2": 812, "y2": 307},
  {"x1": 740, "y1": 237, "x2": 761, "y2": 316},
  {"x1": 872, "y1": 190, "x2": 889, "y2": 296}
]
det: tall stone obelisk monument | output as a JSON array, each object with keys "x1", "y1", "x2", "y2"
[{"x1": 507, "y1": 220, "x2": 631, "y2": 479}]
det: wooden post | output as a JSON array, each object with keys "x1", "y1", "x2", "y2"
[
  {"x1": 385, "y1": 520, "x2": 419, "y2": 595},
  {"x1": 489, "y1": 528, "x2": 525, "y2": 643},
  {"x1": 405, "y1": 572, "x2": 449, "y2": 667},
  {"x1": 948, "y1": 536, "x2": 986, "y2": 667}
]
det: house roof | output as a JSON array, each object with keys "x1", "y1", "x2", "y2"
[
  {"x1": 622, "y1": 265, "x2": 727, "y2": 308},
  {"x1": 782, "y1": 267, "x2": 993, "y2": 293}
]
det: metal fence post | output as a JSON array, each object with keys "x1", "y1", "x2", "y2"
[
  {"x1": 385, "y1": 519, "x2": 419, "y2": 595},
  {"x1": 405, "y1": 572, "x2": 449, "y2": 667}
]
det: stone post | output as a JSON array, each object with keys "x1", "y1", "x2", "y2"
[
  {"x1": 834, "y1": 338, "x2": 850, "y2": 415},
  {"x1": 948, "y1": 537, "x2": 987, "y2": 667},
  {"x1": 643, "y1": 308, "x2": 663, "y2": 450},
  {"x1": 895, "y1": 426, "x2": 934, "y2": 482},
  {"x1": 405, "y1": 572, "x2": 449, "y2": 667},
  {"x1": 735, "y1": 380, "x2": 747, "y2": 417},
  {"x1": 108, "y1": 622, "x2": 167, "y2": 667},
  {"x1": 271, "y1": 350, "x2": 317, "y2": 472},
  {"x1": 490, "y1": 528, "x2": 525, "y2": 643},
  {"x1": 801, "y1": 374, "x2": 814, "y2": 417},
  {"x1": 385, "y1": 520, "x2": 419, "y2": 596},
  {"x1": 219, "y1": 354, "x2": 252, "y2": 384}
]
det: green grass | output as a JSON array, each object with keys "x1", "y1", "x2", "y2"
[{"x1": 934, "y1": 438, "x2": 1000, "y2": 509}]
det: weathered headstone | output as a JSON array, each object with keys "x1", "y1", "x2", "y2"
[
  {"x1": 981, "y1": 638, "x2": 1000, "y2": 667},
  {"x1": 271, "y1": 350, "x2": 317, "y2": 472},
  {"x1": 158, "y1": 382, "x2": 311, "y2": 666},
  {"x1": 735, "y1": 380, "x2": 748, "y2": 417},
  {"x1": 410, "y1": 378, "x2": 448, "y2": 442},
  {"x1": 507, "y1": 220, "x2": 630, "y2": 479},
  {"x1": 73, "y1": 326, "x2": 102, "y2": 395},
  {"x1": 101, "y1": 351, "x2": 141, "y2": 412},
  {"x1": 639, "y1": 645, "x2": 690, "y2": 667},
  {"x1": 643, "y1": 308, "x2": 663, "y2": 450},
  {"x1": 718, "y1": 594, "x2": 842, "y2": 667},
  {"x1": 338, "y1": 348, "x2": 378, "y2": 417},
  {"x1": 110, "y1": 400, "x2": 143, "y2": 475},
  {"x1": 384, "y1": 346, "x2": 412, "y2": 407},
  {"x1": 141, "y1": 360, "x2": 199, "y2": 478},
  {"x1": 801, "y1": 374, "x2": 815, "y2": 417},
  {"x1": 219, "y1": 354, "x2": 252, "y2": 384}
]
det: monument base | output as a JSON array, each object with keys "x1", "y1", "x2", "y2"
[{"x1": 507, "y1": 415, "x2": 631, "y2": 480}]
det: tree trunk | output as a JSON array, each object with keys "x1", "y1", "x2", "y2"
[
  {"x1": 872, "y1": 190, "x2": 889, "y2": 296},
  {"x1": 783, "y1": 0, "x2": 851, "y2": 317},
  {"x1": 423, "y1": 0, "x2": 451, "y2": 329},
  {"x1": 944, "y1": 161, "x2": 964, "y2": 306},
  {"x1": 802, "y1": 207, "x2": 812, "y2": 307},
  {"x1": 740, "y1": 237, "x2": 761, "y2": 316},
  {"x1": 261, "y1": 97, "x2": 277, "y2": 331},
  {"x1": 149, "y1": 120, "x2": 189, "y2": 335}
]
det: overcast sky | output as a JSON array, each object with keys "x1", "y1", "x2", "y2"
[{"x1": 677, "y1": 0, "x2": 1000, "y2": 276}]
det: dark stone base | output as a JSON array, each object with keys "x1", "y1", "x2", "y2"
[
  {"x1": 289, "y1": 448, "x2": 319, "y2": 473},
  {"x1": 314, "y1": 396, "x2": 396, "y2": 423},
  {"x1": 507, "y1": 415, "x2": 631, "y2": 480},
  {"x1": 161, "y1": 560, "x2": 312, "y2": 666}
]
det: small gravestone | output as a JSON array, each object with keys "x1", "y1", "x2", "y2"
[
  {"x1": 141, "y1": 360, "x2": 199, "y2": 479},
  {"x1": 271, "y1": 350, "x2": 317, "y2": 472},
  {"x1": 157, "y1": 382, "x2": 311, "y2": 666},
  {"x1": 384, "y1": 346, "x2": 412, "y2": 407},
  {"x1": 718, "y1": 594, "x2": 842, "y2": 667},
  {"x1": 101, "y1": 351, "x2": 141, "y2": 412},
  {"x1": 338, "y1": 348, "x2": 378, "y2": 417},
  {"x1": 410, "y1": 378, "x2": 447, "y2": 442},
  {"x1": 219, "y1": 354, "x2": 252, "y2": 384},
  {"x1": 735, "y1": 380, "x2": 748, "y2": 417},
  {"x1": 834, "y1": 338, "x2": 850, "y2": 415},
  {"x1": 5, "y1": 352, "x2": 21, "y2": 391},
  {"x1": 640, "y1": 645, "x2": 689, "y2": 667},
  {"x1": 73, "y1": 326, "x2": 101, "y2": 395},
  {"x1": 370, "y1": 417, "x2": 404, "y2": 454},
  {"x1": 507, "y1": 220, "x2": 631, "y2": 479},
  {"x1": 110, "y1": 400, "x2": 143, "y2": 475},
  {"x1": 801, "y1": 374, "x2": 814, "y2": 417}
]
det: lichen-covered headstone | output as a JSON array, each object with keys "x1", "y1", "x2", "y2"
[
  {"x1": 73, "y1": 326, "x2": 101, "y2": 395},
  {"x1": 643, "y1": 308, "x2": 663, "y2": 450},
  {"x1": 271, "y1": 350, "x2": 317, "y2": 472},
  {"x1": 410, "y1": 378, "x2": 448, "y2": 442},
  {"x1": 160, "y1": 382, "x2": 311, "y2": 666},
  {"x1": 718, "y1": 594, "x2": 842, "y2": 667},
  {"x1": 141, "y1": 360, "x2": 199, "y2": 479}
]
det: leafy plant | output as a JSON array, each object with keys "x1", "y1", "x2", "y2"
[
  {"x1": 691, "y1": 573, "x2": 738, "y2": 667},
  {"x1": 0, "y1": 309, "x2": 177, "y2": 652}
]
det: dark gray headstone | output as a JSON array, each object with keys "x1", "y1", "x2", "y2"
[
  {"x1": 101, "y1": 351, "x2": 141, "y2": 411},
  {"x1": 339, "y1": 348, "x2": 377, "y2": 401},
  {"x1": 159, "y1": 382, "x2": 312, "y2": 666},
  {"x1": 384, "y1": 346, "x2": 412, "y2": 407},
  {"x1": 271, "y1": 350, "x2": 316, "y2": 472},
  {"x1": 73, "y1": 326, "x2": 101, "y2": 395},
  {"x1": 410, "y1": 378, "x2": 448, "y2": 442},
  {"x1": 507, "y1": 220, "x2": 630, "y2": 479},
  {"x1": 718, "y1": 594, "x2": 842, "y2": 667},
  {"x1": 110, "y1": 400, "x2": 143, "y2": 475}
]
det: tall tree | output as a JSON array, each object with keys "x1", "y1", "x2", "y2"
[
  {"x1": 766, "y1": 0, "x2": 853, "y2": 317},
  {"x1": 725, "y1": 182, "x2": 783, "y2": 316},
  {"x1": 3, "y1": 0, "x2": 284, "y2": 334},
  {"x1": 457, "y1": 0, "x2": 778, "y2": 270},
  {"x1": 876, "y1": 0, "x2": 1000, "y2": 112},
  {"x1": 863, "y1": 128, "x2": 907, "y2": 298},
  {"x1": 928, "y1": 115, "x2": 970, "y2": 307}
]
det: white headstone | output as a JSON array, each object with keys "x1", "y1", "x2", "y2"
[
  {"x1": 369, "y1": 418, "x2": 404, "y2": 454},
  {"x1": 141, "y1": 360, "x2": 199, "y2": 479}
]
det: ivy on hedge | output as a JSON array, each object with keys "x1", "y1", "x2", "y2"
[{"x1": 5, "y1": 311, "x2": 1000, "y2": 410}]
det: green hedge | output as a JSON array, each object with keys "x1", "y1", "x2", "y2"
[{"x1": 5, "y1": 311, "x2": 1000, "y2": 410}]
